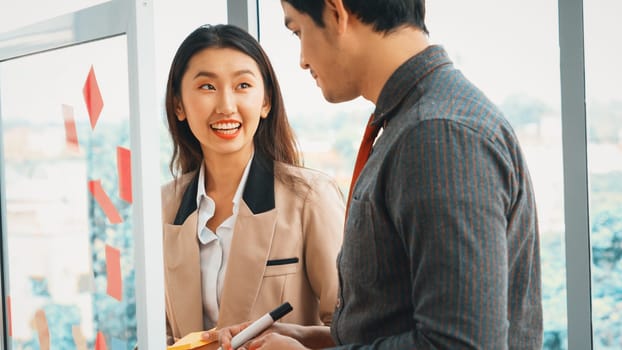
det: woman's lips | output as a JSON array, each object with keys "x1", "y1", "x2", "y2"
[{"x1": 210, "y1": 119, "x2": 241, "y2": 140}]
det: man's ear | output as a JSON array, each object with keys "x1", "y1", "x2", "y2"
[
  {"x1": 325, "y1": 0, "x2": 349, "y2": 34},
  {"x1": 175, "y1": 97, "x2": 186, "y2": 121}
]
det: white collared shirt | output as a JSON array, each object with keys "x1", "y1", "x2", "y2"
[{"x1": 196, "y1": 155, "x2": 253, "y2": 330}]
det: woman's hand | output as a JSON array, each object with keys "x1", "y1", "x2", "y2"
[
  {"x1": 205, "y1": 321, "x2": 252, "y2": 350},
  {"x1": 200, "y1": 327, "x2": 224, "y2": 344},
  {"x1": 211, "y1": 322, "x2": 331, "y2": 350},
  {"x1": 211, "y1": 322, "x2": 303, "y2": 350},
  {"x1": 246, "y1": 333, "x2": 308, "y2": 350}
]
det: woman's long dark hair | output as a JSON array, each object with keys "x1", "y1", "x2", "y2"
[{"x1": 165, "y1": 24, "x2": 302, "y2": 178}]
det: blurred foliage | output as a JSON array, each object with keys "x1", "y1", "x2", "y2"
[
  {"x1": 541, "y1": 229, "x2": 568, "y2": 349},
  {"x1": 587, "y1": 101, "x2": 622, "y2": 143},
  {"x1": 590, "y1": 173, "x2": 622, "y2": 349},
  {"x1": 500, "y1": 94, "x2": 552, "y2": 130}
]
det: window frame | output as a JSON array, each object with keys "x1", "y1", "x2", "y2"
[
  {"x1": 0, "y1": 0, "x2": 598, "y2": 348},
  {"x1": 0, "y1": 0, "x2": 165, "y2": 348},
  {"x1": 558, "y1": 0, "x2": 594, "y2": 348}
]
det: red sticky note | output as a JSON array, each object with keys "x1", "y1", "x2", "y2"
[
  {"x1": 6, "y1": 295, "x2": 12, "y2": 337},
  {"x1": 105, "y1": 245, "x2": 122, "y2": 301},
  {"x1": 95, "y1": 331, "x2": 108, "y2": 350},
  {"x1": 117, "y1": 147, "x2": 132, "y2": 203},
  {"x1": 62, "y1": 104, "x2": 79, "y2": 150},
  {"x1": 34, "y1": 309, "x2": 50, "y2": 350},
  {"x1": 88, "y1": 180, "x2": 123, "y2": 224},
  {"x1": 83, "y1": 65, "x2": 104, "y2": 130}
]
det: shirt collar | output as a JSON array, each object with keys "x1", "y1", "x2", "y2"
[
  {"x1": 196, "y1": 164, "x2": 207, "y2": 207},
  {"x1": 233, "y1": 153, "x2": 253, "y2": 210},
  {"x1": 372, "y1": 45, "x2": 452, "y2": 126}
]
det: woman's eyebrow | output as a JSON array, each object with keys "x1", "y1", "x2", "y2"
[{"x1": 192, "y1": 69, "x2": 256, "y2": 80}]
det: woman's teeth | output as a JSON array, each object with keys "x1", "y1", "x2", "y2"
[{"x1": 211, "y1": 122, "x2": 241, "y2": 133}]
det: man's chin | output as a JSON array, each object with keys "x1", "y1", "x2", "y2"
[{"x1": 322, "y1": 89, "x2": 357, "y2": 104}]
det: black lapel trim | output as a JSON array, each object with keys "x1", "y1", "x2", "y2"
[
  {"x1": 173, "y1": 172, "x2": 199, "y2": 225},
  {"x1": 243, "y1": 153, "x2": 275, "y2": 214},
  {"x1": 172, "y1": 154, "x2": 275, "y2": 223}
]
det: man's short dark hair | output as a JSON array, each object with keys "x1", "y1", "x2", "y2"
[{"x1": 282, "y1": 0, "x2": 428, "y2": 34}]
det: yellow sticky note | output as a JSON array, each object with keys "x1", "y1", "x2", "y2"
[{"x1": 167, "y1": 330, "x2": 216, "y2": 350}]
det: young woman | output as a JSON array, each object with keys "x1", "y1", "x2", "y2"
[{"x1": 160, "y1": 24, "x2": 344, "y2": 344}]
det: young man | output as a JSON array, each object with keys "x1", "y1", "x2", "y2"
[{"x1": 216, "y1": 0, "x2": 543, "y2": 349}]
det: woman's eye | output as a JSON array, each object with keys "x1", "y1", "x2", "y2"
[
  {"x1": 238, "y1": 82, "x2": 251, "y2": 89},
  {"x1": 200, "y1": 83, "x2": 215, "y2": 90}
]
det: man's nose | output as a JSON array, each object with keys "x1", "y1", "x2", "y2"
[{"x1": 299, "y1": 50, "x2": 309, "y2": 70}]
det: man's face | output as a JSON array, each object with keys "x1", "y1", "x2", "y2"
[{"x1": 281, "y1": 1, "x2": 359, "y2": 103}]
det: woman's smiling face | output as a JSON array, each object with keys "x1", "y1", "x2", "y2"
[{"x1": 176, "y1": 47, "x2": 271, "y2": 161}]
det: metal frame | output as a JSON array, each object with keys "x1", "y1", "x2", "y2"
[
  {"x1": 228, "y1": 0, "x2": 260, "y2": 39},
  {"x1": 558, "y1": 0, "x2": 593, "y2": 348},
  {"x1": 0, "y1": 72, "x2": 8, "y2": 349},
  {"x1": 0, "y1": 1, "x2": 127, "y2": 62},
  {"x1": 126, "y1": 0, "x2": 166, "y2": 348}
]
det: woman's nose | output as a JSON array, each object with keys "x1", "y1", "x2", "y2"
[{"x1": 215, "y1": 89, "x2": 235, "y2": 115}]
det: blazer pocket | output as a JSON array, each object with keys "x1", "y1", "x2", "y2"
[
  {"x1": 264, "y1": 257, "x2": 299, "y2": 276},
  {"x1": 266, "y1": 257, "x2": 299, "y2": 266}
]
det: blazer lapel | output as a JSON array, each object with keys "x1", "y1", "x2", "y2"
[
  {"x1": 164, "y1": 172, "x2": 203, "y2": 336},
  {"x1": 163, "y1": 213, "x2": 204, "y2": 336},
  {"x1": 217, "y1": 153, "x2": 277, "y2": 327},
  {"x1": 217, "y1": 203, "x2": 277, "y2": 327}
]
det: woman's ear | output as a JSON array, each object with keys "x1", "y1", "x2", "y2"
[
  {"x1": 175, "y1": 97, "x2": 186, "y2": 121},
  {"x1": 260, "y1": 99, "x2": 271, "y2": 119}
]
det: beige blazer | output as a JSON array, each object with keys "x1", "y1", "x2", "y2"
[{"x1": 161, "y1": 155, "x2": 345, "y2": 340}]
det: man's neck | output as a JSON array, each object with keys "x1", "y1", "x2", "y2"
[{"x1": 357, "y1": 27, "x2": 430, "y2": 104}]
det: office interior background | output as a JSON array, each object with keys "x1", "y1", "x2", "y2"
[{"x1": 0, "y1": 0, "x2": 620, "y2": 349}]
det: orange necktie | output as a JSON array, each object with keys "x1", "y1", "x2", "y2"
[{"x1": 345, "y1": 114, "x2": 381, "y2": 220}]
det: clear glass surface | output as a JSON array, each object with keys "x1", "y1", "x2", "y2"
[{"x1": 1, "y1": 34, "x2": 136, "y2": 349}]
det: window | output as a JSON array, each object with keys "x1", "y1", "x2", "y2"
[
  {"x1": 1, "y1": 35, "x2": 136, "y2": 349},
  {"x1": 0, "y1": 0, "x2": 108, "y2": 33},
  {"x1": 584, "y1": 0, "x2": 622, "y2": 347}
]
